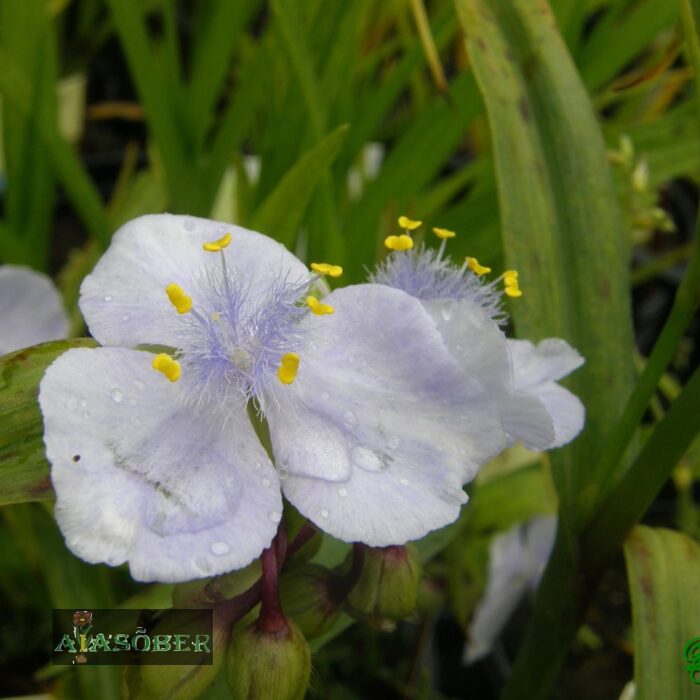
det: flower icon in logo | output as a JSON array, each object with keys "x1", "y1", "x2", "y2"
[{"x1": 72, "y1": 610, "x2": 93, "y2": 627}]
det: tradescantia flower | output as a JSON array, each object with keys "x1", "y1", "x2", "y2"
[
  {"x1": 464, "y1": 516, "x2": 556, "y2": 663},
  {"x1": 39, "y1": 215, "x2": 509, "y2": 583},
  {"x1": 370, "y1": 220, "x2": 585, "y2": 451},
  {"x1": 0, "y1": 265, "x2": 70, "y2": 355}
]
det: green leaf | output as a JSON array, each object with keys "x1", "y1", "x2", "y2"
[
  {"x1": 250, "y1": 124, "x2": 349, "y2": 248},
  {"x1": 0, "y1": 339, "x2": 96, "y2": 505},
  {"x1": 455, "y1": 0, "x2": 636, "y2": 525},
  {"x1": 624, "y1": 525, "x2": 700, "y2": 700}
]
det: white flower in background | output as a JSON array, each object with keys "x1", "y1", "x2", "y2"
[
  {"x1": 370, "y1": 218, "x2": 585, "y2": 451},
  {"x1": 0, "y1": 265, "x2": 70, "y2": 355},
  {"x1": 39, "y1": 214, "x2": 508, "y2": 583},
  {"x1": 464, "y1": 515, "x2": 557, "y2": 663}
]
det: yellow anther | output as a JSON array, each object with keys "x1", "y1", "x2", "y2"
[
  {"x1": 152, "y1": 353, "x2": 182, "y2": 382},
  {"x1": 277, "y1": 352, "x2": 300, "y2": 385},
  {"x1": 466, "y1": 257, "x2": 492, "y2": 276},
  {"x1": 306, "y1": 296, "x2": 334, "y2": 316},
  {"x1": 398, "y1": 216, "x2": 422, "y2": 231},
  {"x1": 310, "y1": 262, "x2": 343, "y2": 278},
  {"x1": 165, "y1": 283, "x2": 193, "y2": 314},
  {"x1": 384, "y1": 234, "x2": 414, "y2": 251},
  {"x1": 433, "y1": 227, "x2": 456, "y2": 240},
  {"x1": 202, "y1": 231, "x2": 232, "y2": 252},
  {"x1": 503, "y1": 270, "x2": 522, "y2": 297}
]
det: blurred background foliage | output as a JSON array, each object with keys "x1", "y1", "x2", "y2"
[{"x1": 0, "y1": 0, "x2": 699, "y2": 698}]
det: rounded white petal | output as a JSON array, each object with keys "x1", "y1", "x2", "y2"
[
  {"x1": 0, "y1": 265, "x2": 69, "y2": 355},
  {"x1": 530, "y1": 382, "x2": 585, "y2": 449},
  {"x1": 508, "y1": 338, "x2": 584, "y2": 389},
  {"x1": 423, "y1": 299, "x2": 555, "y2": 451},
  {"x1": 266, "y1": 284, "x2": 506, "y2": 546},
  {"x1": 80, "y1": 214, "x2": 309, "y2": 348},
  {"x1": 39, "y1": 346, "x2": 281, "y2": 582}
]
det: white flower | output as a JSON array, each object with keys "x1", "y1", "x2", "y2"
[
  {"x1": 38, "y1": 215, "x2": 508, "y2": 582},
  {"x1": 464, "y1": 515, "x2": 556, "y2": 663},
  {"x1": 0, "y1": 265, "x2": 70, "y2": 355}
]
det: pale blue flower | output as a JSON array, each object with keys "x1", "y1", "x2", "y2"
[
  {"x1": 0, "y1": 265, "x2": 70, "y2": 355},
  {"x1": 370, "y1": 231, "x2": 585, "y2": 450},
  {"x1": 39, "y1": 215, "x2": 508, "y2": 582},
  {"x1": 464, "y1": 516, "x2": 556, "y2": 663}
]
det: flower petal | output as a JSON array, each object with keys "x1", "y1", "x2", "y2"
[
  {"x1": 508, "y1": 338, "x2": 584, "y2": 389},
  {"x1": 80, "y1": 214, "x2": 309, "y2": 348},
  {"x1": 499, "y1": 390, "x2": 555, "y2": 451},
  {"x1": 266, "y1": 284, "x2": 506, "y2": 546},
  {"x1": 529, "y1": 382, "x2": 585, "y2": 449},
  {"x1": 39, "y1": 346, "x2": 281, "y2": 582},
  {"x1": 0, "y1": 266, "x2": 69, "y2": 354}
]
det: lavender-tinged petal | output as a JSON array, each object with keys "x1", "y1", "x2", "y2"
[
  {"x1": 39, "y1": 346, "x2": 281, "y2": 583},
  {"x1": 0, "y1": 266, "x2": 69, "y2": 355},
  {"x1": 529, "y1": 382, "x2": 585, "y2": 449},
  {"x1": 508, "y1": 338, "x2": 584, "y2": 388},
  {"x1": 80, "y1": 214, "x2": 310, "y2": 348},
  {"x1": 266, "y1": 284, "x2": 506, "y2": 546}
]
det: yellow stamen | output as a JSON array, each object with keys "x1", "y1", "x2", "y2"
[
  {"x1": 398, "y1": 216, "x2": 422, "y2": 231},
  {"x1": 310, "y1": 262, "x2": 343, "y2": 278},
  {"x1": 384, "y1": 234, "x2": 414, "y2": 251},
  {"x1": 505, "y1": 282, "x2": 523, "y2": 298},
  {"x1": 165, "y1": 283, "x2": 193, "y2": 314},
  {"x1": 433, "y1": 227, "x2": 456, "y2": 240},
  {"x1": 277, "y1": 352, "x2": 300, "y2": 385},
  {"x1": 503, "y1": 269, "x2": 519, "y2": 285},
  {"x1": 202, "y1": 231, "x2": 232, "y2": 252},
  {"x1": 306, "y1": 296, "x2": 334, "y2": 316},
  {"x1": 466, "y1": 257, "x2": 492, "y2": 276},
  {"x1": 152, "y1": 353, "x2": 182, "y2": 382},
  {"x1": 503, "y1": 270, "x2": 522, "y2": 297}
]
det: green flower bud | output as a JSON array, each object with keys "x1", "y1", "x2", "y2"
[
  {"x1": 280, "y1": 564, "x2": 341, "y2": 639},
  {"x1": 137, "y1": 612, "x2": 229, "y2": 700},
  {"x1": 227, "y1": 618, "x2": 310, "y2": 700},
  {"x1": 347, "y1": 544, "x2": 422, "y2": 626}
]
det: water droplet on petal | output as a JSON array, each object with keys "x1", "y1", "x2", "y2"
[
  {"x1": 343, "y1": 409, "x2": 357, "y2": 428},
  {"x1": 122, "y1": 314, "x2": 129, "y2": 322},
  {"x1": 183, "y1": 218, "x2": 196, "y2": 231},
  {"x1": 80, "y1": 400, "x2": 87, "y2": 408},
  {"x1": 442, "y1": 486, "x2": 466, "y2": 505},
  {"x1": 129, "y1": 398, "x2": 137, "y2": 406},
  {"x1": 320, "y1": 509, "x2": 329, "y2": 518},
  {"x1": 351, "y1": 446, "x2": 388, "y2": 472},
  {"x1": 387, "y1": 436, "x2": 400, "y2": 450},
  {"x1": 133, "y1": 380, "x2": 145, "y2": 391},
  {"x1": 268, "y1": 511, "x2": 281, "y2": 522},
  {"x1": 111, "y1": 389, "x2": 123, "y2": 403},
  {"x1": 104, "y1": 295, "x2": 112, "y2": 302},
  {"x1": 261, "y1": 478, "x2": 271, "y2": 487},
  {"x1": 337, "y1": 487, "x2": 348, "y2": 498},
  {"x1": 400, "y1": 478, "x2": 409, "y2": 486},
  {"x1": 441, "y1": 303, "x2": 454, "y2": 321},
  {"x1": 194, "y1": 556, "x2": 212, "y2": 573},
  {"x1": 210, "y1": 541, "x2": 230, "y2": 555},
  {"x1": 254, "y1": 460, "x2": 263, "y2": 471},
  {"x1": 321, "y1": 391, "x2": 330, "y2": 401},
  {"x1": 82, "y1": 410, "x2": 90, "y2": 419},
  {"x1": 278, "y1": 467, "x2": 289, "y2": 480}
]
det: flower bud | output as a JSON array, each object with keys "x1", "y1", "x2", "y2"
[
  {"x1": 137, "y1": 611, "x2": 229, "y2": 700},
  {"x1": 346, "y1": 544, "x2": 422, "y2": 627},
  {"x1": 172, "y1": 560, "x2": 261, "y2": 608},
  {"x1": 226, "y1": 618, "x2": 310, "y2": 700},
  {"x1": 279, "y1": 564, "x2": 341, "y2": 639}
]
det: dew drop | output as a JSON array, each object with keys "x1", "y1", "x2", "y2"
[
  {"x1": 82, "y1": 410, "x2": 91, "y2": 419},
  {"x1": 80, "y1": 400, "x2": 87, "y2": 408},
  {"x1": 321, "y1": 391, "x2": 330, "y2": 401},
  {"x1": 441, "y1": 303, "x2": 454, "y2": 321},
  {"x1": 217, "y1": 225, "x2": 227, "y2": 234},
  {"x1": 337, "y1": 487, "x2": 348, "y2": 498},
  {"x1": 387, "y1": 435, "x2": 400, "y2": 450},
  {"x1": 129, "y1": 398, "x2": 137, "y2": 406},
  {"x1": 183, "y1": 218, "x2": 196, "y2": 231},
  {"x1": 351, "y1": 445, "x2": 388, "y2": 472},
  {"x1": 400, "y1": 478, "x2": 409, "y2": 486},
  {"x1": 122, "y1": 314, "x2": 130, "y2": 322},
  {"x1": 342, "y1": 409, "x2": 357, "y2": 428},
  {"x1": 254, "y1": 460, "x2": 264, "y2": 471},
  {"x1": 133, "y1": 380, "x2": 145, "y2": 391},
  {"x1": 268, "y1": 511, "x2": 281, "y2": 522},
  {"x1": 261, "y1": 478, "x2": 271, "y2": 487},
  {"x1": 442, "y1": 486, "x2": 465, "y2": 505},
  {"x1": 104, "y1": 295, "x2": 112, "y2": 302},
  {"x1": 111, "y1": 388, "x2": 123, "y2": 403},
  {"x1": 210, "y1": 541, "x2": 230, "y2": 556},
  {"x1": 194, "y1": 556, "x2": 212, "y2": 573},
  {"x1": 320, "y1": 509, "x2": 329, "y2": 518},
  {"x1": 278, "y1": 467, "x2": 289, "y2": 480}
]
